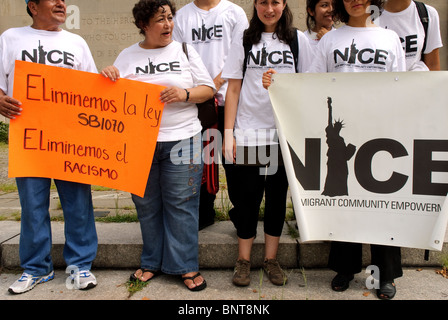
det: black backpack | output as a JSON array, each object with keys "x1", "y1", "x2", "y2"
[
  {"x1": 414, "y1": 1, "x2": 429, "y2": 60},
  {"x1": 242, "y1": 28, "x2": 299, "y2": 79}
]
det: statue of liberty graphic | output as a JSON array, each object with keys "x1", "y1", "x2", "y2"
[
  {"x1": 38, "y1": 40, "x2": 47, "y2": 65},
  {"x1": 322, "y1": 97, "x2": 356, "y2": 196}
]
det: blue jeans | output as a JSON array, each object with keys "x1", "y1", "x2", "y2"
[
  {"x1": 132, "y1": 133, "x2": 203, "y2": 275},
  {"x1": 16, "y1": 178, "x2": 97, "y2": 276}
]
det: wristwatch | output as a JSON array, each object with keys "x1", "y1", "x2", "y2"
[{"x1": 184, "y1": 89, "x2": 190, "y2": 102}]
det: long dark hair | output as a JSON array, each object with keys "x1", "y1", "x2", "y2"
[
  {"x1": 243, "y1": 0, "x2": 295, "y2": 45},
  {"x1": 333, "y1": 0, "x2": 384, "y2": 24},
  {"x1": 306, "y1": 0, "x2": 321, "y2": 31}
]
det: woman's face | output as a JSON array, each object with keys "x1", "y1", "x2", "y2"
[
  {"x1": 143, "y1": 5, "x2": 174, "y2": 49},
  {"x1": 343, "y1": 0, "x2": 371, "y2": 19},
  {"x1": 255, "y1": 0, "x2": 287, "y2": 32},
  {"x1": 309, "y1": 0, "x2": 334, "y2": 29}
]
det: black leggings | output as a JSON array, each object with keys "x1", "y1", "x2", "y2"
[{"x1": 226, "y1": 162, "x2": 289, "y2": 239}]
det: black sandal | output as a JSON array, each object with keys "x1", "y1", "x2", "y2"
[
  {"x1": 377, "y1": 281, "x2": 396, "y2": 300},
  {"x1": 182, "y1": 272, "x2": 207, "y2": 291},
  {"x1": 331, "y1": 273, "x2": 354, "y2": 292},
  {"x1": 130, "y1": 268, "x2": 159, "y2": 282}
]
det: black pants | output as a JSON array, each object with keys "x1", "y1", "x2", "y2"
[
  {"x1": 226, "y1": 161, "x2": 288, "y2": 239},
  {"x1": 328, "y1": 241, "x2": 403, "y2": 282}
]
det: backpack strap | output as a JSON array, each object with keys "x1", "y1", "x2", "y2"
[
  {"x1": 413, "y1": 1, "x2": 429, "y2": 60},
  {"x1": 242, "y1": 38, "x2": 252, "y2": 79},
  {"x1": 182, "y1": 42, "x2": 189, "y2": 60},
  {"x1": 290, "y1": 28, "x2": 299, "y2": 73}
]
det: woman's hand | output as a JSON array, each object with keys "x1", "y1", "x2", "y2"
[
  {"x1": 213, "y1": 72, "x2": 226, "y2": 92},
  {"x1": 262, "y1": 68, "x2": 277, "y2": 90},
  {"x1": 101, "y1": 66, "x2": 120, "y2": 82},
  {"x1": 160, "y1": 86, "x2": 188, "y2": 103},
  {"x1": 316, "y1": 27, "x2": 330, "y2": 40},
  {"x1": 222, "y1": 129, "x2": 236, "y2": 164}
]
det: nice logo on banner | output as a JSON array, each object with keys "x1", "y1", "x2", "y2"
[{"x1": 9, "y1": 60, "x2": 165, "y2": 197}]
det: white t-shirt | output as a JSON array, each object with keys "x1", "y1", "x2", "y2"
[
  {"x1": 305, "y1": 30, "x2": 321, "y2": 47},
  {"x1": 308, "y1": 25, "x2": 406, "y2": 73},
  {"x1": 305, "y1": 27, "x2": 335, "y2": 47},
  {"x1": 0, "y1": 26, "x2": 97, "y2": 96},
  {"x1": 173, "y1": 0, "x2": 248, "y2": 106},
  {"x1": 222, "y1": 31, "x2": 314, "y2": 146},
  {"x1": 379, "y1": 1, "x2": 443, "y2": 71},
  {"x1": 113, "y1": 40, "x2": 215, "y2": 142}
]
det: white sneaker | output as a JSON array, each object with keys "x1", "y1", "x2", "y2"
[
  {"x1": 8, "y1": 271, "x2": 54, "y2": 294},
  {"x1": 71, "y1": 270, "x2": 97, "y2": 290}
]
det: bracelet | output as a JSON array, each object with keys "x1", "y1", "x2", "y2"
[{"x1": 184, "y1": 89, "x2": 190, "y2": 102}]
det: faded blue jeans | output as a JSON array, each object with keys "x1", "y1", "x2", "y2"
[
  {"x1": 16, "y1": 177, "x2": 97, "y2": 277},
  {"x1": 132, "y1": 133, "x2": 203, "y2": 275}
]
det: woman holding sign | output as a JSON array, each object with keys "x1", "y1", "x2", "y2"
[
  {"x1": 222, "y1": 0, "x2": 313, "y2": 287},
  {"x1": 263, "y1": 0, "x2": 407, "y2": 300},
  {"x1": 307, "y1": 0, "x2": 406, "y2": 300},
  {"x1": 102, "y1": 0, "x2": 215, "y2": 291}
]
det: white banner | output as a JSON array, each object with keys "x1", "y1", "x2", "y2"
[{"x1": 269, "y1": 72, "x2": 448, "y2": 251}]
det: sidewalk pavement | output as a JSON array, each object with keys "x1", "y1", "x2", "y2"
[{"x1": 0, "y1": 190, "x2": 447, "y2": 304}]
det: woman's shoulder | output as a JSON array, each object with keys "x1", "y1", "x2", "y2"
[
  {"x1": 119, "y1": 42, "x2": 142, "y2": 53},
  {"x1": 374, "y1": 26, "x2": 402, "y2": 39},
  {"x1": 171, "y1": 40, "x2": 197, "y2": 58}
]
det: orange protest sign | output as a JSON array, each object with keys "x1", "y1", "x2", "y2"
[{"x1": 9, "y1": 60, "x2": 165, "y2": 197}]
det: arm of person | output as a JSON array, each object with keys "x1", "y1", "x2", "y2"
[
  {"x1": 160, "y1": 85, "x2": 214, "y2": 104},
  {"x1": 423, "y1": 5, "x2": 443, "y2": 71},
  {"x1": 222, "y1": 78, "x2": 241, "y2": 163},
  {"x1": 423, "y1": 48, "x2": 441, "y2": 71},
  {"x1": 0, "y1": 89, "x2": 22, "y2": 119},
  {"x1": 169, "y1": 43, "x2": 215, "y2": 104},
  {"x1": 101, "y1": 64, "x2": 214, "y2": 104}
]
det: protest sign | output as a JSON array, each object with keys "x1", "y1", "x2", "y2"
[
  {"x1": 269, "y1": 72, "x2": 448, "y2": 250},
  {"x1": 9, "y1": 60, "x2": 165, "y2": 197}
]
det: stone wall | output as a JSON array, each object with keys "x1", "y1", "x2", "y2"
[{"x1": 0, "y1": 0, "x2": 446, "y2": 71}]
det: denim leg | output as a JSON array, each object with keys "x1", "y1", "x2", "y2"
[
  {"x1": 132, "y1": 150, "x2": 164, "y2": 271},
  {"x1": 55, "y1": 179, "x2": 97, "y2": 271},
  {"x1": 132, "y1": 134, "x2": 203, "y2": 275},
  {"x1": 16, "y1": 177, "x2": 53, "y2": 276},
  {"x1": 160, "y1": 135, "x2": 202, "y2": 274}
]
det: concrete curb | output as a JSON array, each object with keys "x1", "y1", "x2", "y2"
[{"x1": 1, "y1": 220, "x2": 446, "y2": 270}]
